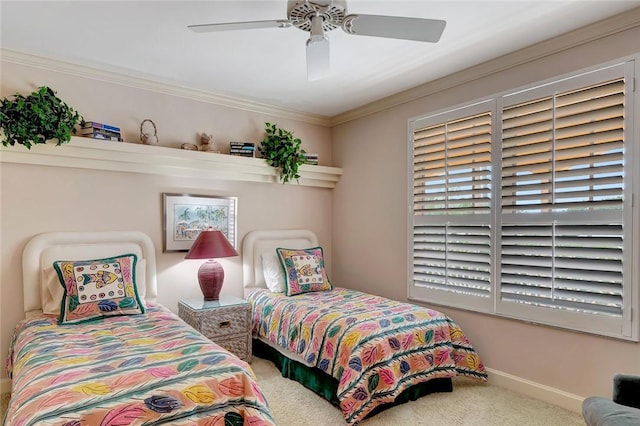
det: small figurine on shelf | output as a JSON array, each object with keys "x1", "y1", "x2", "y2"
[
  {"x1": 200, "y1": 133, "x2": 219, "y2": 153},
  {"x1": 140, "y1": 119, "x2": 158, "y2": 145}
]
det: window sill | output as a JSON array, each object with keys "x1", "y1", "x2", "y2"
[{"x1": 0, "y1": 137, "x2": 342, "y2": 188}]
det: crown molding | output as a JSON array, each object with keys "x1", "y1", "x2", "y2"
[
  {"x1": 0, "y1": 137, "x2": 342, "y2": 189},
  {"x1": 330, "y1": 6, "x2": 640, "y2": 126},
  {"x1": 0, "y1": 49, "x2": 332, "y2": 127}
]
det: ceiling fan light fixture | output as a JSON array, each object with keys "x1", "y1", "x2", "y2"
[{"x1": 306, "y1": 14, "x2": 329, "y2": 81}]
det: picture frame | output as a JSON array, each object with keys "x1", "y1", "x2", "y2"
[{"x1": 162, "y1": 193, "x2": 238, "y2": 252}]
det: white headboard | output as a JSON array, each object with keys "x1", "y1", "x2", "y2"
[
  {"x1": 22, "y1": 231, "x2": 158, "y2": 316},
  {"x1": 242, "y1": 229, "x2": 318, "y2": 288}
]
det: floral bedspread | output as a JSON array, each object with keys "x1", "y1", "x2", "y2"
[
  {"x1": 248, "y1": 287, "x2": 487, "y2": 425},
  {"x1": 4, "y1": 303, "x2": 275, "y2": 426}
]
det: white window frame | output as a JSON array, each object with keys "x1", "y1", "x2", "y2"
[{"x1": 407, "y1": 56, "x2": 639, "y2": 341}]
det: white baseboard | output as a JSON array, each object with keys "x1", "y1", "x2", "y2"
[
  {"x1": 486, "y1": 367, "x2": 584, "y2": 414},
  {"x1": 1, "y1": 378, "x2": 10, "y2": 395}
]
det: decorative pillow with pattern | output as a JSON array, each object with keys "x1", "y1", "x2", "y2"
[
  {"x1": 276, "y1": 247, "x2": 332, "y2": 296},
  {"x1": 53, "y1": 253, "x2": 145, "y2": 324}
]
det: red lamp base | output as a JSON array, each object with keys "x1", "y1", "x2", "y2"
[{"x1": 197, "y1": 259, "x2": 225, "y2": 301}]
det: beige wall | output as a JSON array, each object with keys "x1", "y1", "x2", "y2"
[
  {"x1": 0, "y1": 61, "x2": 333, "y2": 381},
  {"x1": 332, "y1": 26, "x2": 640, "y2": 400}
]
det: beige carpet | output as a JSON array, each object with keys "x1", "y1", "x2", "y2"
[
  {"x1": 250, "y1": 357, "x2": 585, "y2": 426},
  {"x1": 1, "y1": 360, "x2": 585, "y2": 425},
  {"x1": 1, "y1": 392, "x2": 9, "y2": 420}
]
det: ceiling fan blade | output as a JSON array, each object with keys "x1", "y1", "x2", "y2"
[
  {"x1": 188, "y1": 20, "x2": 291, "y2": 33},
  {"x1": 306, "y1": 14, "x2": 330, "y2": 81},
  {"x1": 342, "y1": 14, "x2": 446, "y2": 43}
]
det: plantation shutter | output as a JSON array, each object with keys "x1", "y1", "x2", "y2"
[
  {"x1": 411, "y1": 107, "x2": 493, "y2": 298},
  {"x1": 500, "y1": 77, "x2": 625, "y2": 316}
]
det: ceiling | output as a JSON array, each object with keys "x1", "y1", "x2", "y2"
[{"x1": 2, "y1": 1, "x2": 640, "y2": 118}]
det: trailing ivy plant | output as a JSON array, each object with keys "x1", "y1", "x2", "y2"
[
  {"x1": 0, "y1": 86, "x2": 82, "y2": 149},
  {"x1": 258, "y1": 122, "x2": 307, "y2": 183}
]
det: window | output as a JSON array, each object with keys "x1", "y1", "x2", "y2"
[{"x1": 408, "y1": 60, "x2": 638, "y2": 340}]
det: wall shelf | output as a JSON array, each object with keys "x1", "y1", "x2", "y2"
[{"x1": 0, "y1": 137, "x2": 342, "y2": 189}]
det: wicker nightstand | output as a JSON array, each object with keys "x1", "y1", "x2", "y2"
[{"x1": 178, "y1": 296, "x2": 252, "y2": 362}]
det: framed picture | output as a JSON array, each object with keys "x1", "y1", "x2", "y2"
[{"x1": 162, "y1": 193, "x2": 238, "y2": 252}]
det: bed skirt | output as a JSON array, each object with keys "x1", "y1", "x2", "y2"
[{"x1": 253, "y1": 338, "x2": 453, "y2": 419}]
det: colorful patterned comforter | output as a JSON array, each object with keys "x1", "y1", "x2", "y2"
[
  {"x1": 248, "y1": 288, "x2": 487, "y2": 425},
  {"x1": 4, "y1": 303, "x2": 275, "y2": 426}
]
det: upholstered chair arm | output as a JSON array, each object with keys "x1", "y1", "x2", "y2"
[{"x1": 613, "y1": 374, "x2": 640, "y2": 409}]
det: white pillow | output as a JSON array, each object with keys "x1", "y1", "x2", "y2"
[
  {"x1": 261, "y1": 252, "x2": 285, "y2": 293},
  {"x1": 41, "y1": 267, "x2": 65, "y2": 315},
  {"x1": 41, "y1": 258, "x2": 146, "y2": 315}
]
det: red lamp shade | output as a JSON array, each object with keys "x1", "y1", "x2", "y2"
[{"x1": 185, "y1": 228, "x2": 239, "y2": 301}]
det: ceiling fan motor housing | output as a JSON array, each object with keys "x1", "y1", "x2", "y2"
[{"x1": 287, "y1": 0, "x2": 348, "y2": 32}]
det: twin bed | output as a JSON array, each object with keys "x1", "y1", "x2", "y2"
[
  {"x1": 242, "y1": 229, "x2": 487, "y2": 425},
  {"x1": 3, "y1": 231, "x2": 275, "y2": 425},
  {"x1": 4, "y1": 229, "x2": 486, "y2": 426}
]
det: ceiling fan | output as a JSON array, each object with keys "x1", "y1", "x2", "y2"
[{"x1": 188, "y1": 0, "x2": 446, "y2": 81}]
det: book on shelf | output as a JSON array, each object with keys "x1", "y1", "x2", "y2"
[
  {"x1": 81, "y1": 121, "x2": 121, "y2": 133},
  {"x1": 229, "y1": 150, "x2": 255, "y2": 157},
  {"x1": 80, "y1": 128, "x2": 121, "y2": 140},
  {"x1": 229, "y1": 141, "x2": 256, "y2": 157},
  {"x1": 81, "y1": 133, "x2": 121, "y2": 142},
  {"x1": 80, "y1": 127, "x2": 120, "y2": 136},
  {"x1": 303, "y1": 152, "x2": 319, "y2": 165},
  {"x1": 229, "y1": 142, "x2": 255, "y2": 148}
]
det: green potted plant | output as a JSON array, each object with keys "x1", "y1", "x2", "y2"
[
  {"x1": 258, "y1": 122, "x2": 307, "y2": 183},
  {"x1": 0, "y1": 86, "x2": 82, "y2": 149}
]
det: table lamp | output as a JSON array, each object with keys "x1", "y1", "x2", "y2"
[{"x1": 184, "y1": 228, "x2": 239, "y2": 301}]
